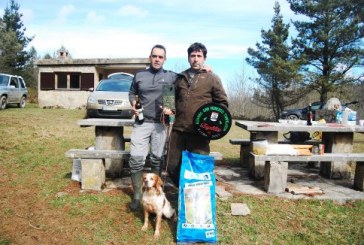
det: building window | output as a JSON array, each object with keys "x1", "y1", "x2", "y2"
[
  {"x1": 57, "y1": 73, "x2": 67, "y2": 89},
  {"x1": 56, "y1": 73, "x2": 80, "y2": 90},
  {"x1": 40, "y1": 72, "x2": 55, "y2": 90},
  {"x1": 40, "y1": 72, "x2": 93, "y2": 91},
  {"x1": 70, "y1": 74, "x2": 80, "y2": 89}
]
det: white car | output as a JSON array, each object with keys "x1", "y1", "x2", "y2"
[
  {"x1": 86, "y1": 74, "x2": 133, "y2": 118},
  {"x1": 0, "y1": 73, "x2": 28, "y2": 110}
]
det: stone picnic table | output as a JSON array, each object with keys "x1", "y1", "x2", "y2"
[
  {"x1": 235, "y1": 120, "x2": 364, "y2": 180},
  {"x1": 77, "y1": 118, "x2": 134, "y2": 177}
]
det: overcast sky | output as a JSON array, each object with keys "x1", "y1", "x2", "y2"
[{"x1": 1, "y1": 0, "x2": 297, "y2": 84}]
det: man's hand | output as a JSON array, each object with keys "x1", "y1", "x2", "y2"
[
  {"x1": 161, "y1": 106, "x2": 174, "y2": 115},
  {"x1": 131, "y1": 101, "x2": 140, "y2": 116},
  {"x1": 202, "y1": 65, "x2": 212, "y2": 72}
]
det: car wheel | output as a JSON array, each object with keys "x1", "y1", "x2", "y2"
[
  {"x1": 0, "y1": 95, "x2": 7, "y2": 110},
  {"x1": 18, "y1": 96, "x2": 26, "y2": 108},
  {"x1": 287, "y1": 114, "x2": 299, "y2": 120}
]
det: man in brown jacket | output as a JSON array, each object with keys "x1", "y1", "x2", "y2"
[{"x1": 167, "y1": 42, "x2": 228, "y2": 186}]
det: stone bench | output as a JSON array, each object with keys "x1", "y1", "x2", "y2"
[
  {"x1": 229, "y1": 139, "x2": 251, "y2": 167},
  {"x1": 229, "y1": 138, "x2": 320, "y2": 145},
  {"x1": 229, "y1": 138, "x2": 320, "y2": 168},
  {"x1": 65, "y1": 148, "x2": 222, "y2": 191},
  {"x1": 66, "y1": 149, "x2": 130, "y2": 159},
  {"x1": 66, "y1": 149, "x2": 130, "y2": 190},
  {"x1": 251, "y1": 153, "x2": 364, "y2": 194}
]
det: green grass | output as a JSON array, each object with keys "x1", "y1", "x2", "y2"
[{"x1": 0, "y1": 104, "x2": 364, "y2": 244}]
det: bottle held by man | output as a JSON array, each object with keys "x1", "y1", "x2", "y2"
[{"x1": 135, "y1": 99, "x2": 144, "y2": 122}]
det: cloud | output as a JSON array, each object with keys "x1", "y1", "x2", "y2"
[
  {"x1": 56, "y1": 4, "x2": 76, "y2": 23},
  {"x1": 23, "y1": 0, "x2": 294, "y2": 62},
  {"x1": 86, "y1": 11, "x2": 105, "y2": 23},
  {"x1": 117, "y1": 5, "x2": 148, "y2": 17},
  {"x1": 208, "y1": 44, "x2": 247, "y2": 58},
  {"x1": 30, "y1": 27, "x2": 161, "y2": 58},
  {"x1": 134, "y1": 0, "x2": 285, "y2": 16},
  {"x1": 20, "y1": 8, "x2": 35, "y2": 26},
  {"x1": 28, "y1": 19, "x2": 252, "y2": 60},
  {"x1": 93, "y1": 0, "x2": 119, "y2": 2}
]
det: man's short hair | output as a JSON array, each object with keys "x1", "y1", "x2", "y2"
[
  {"x1": 187, "y1": 42, "x2": 207, "y2": 58},
  {"x1": 150, "y1": 44, "x2": 166, "y2": 57}
]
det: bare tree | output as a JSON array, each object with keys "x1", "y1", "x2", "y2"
[{"x1": 227, "y1": 65, "x2": 252, "y2": 118}]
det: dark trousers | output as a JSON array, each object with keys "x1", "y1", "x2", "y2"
[{"x1": 166, "y1": 130, "x2": 210, "y2": 186}]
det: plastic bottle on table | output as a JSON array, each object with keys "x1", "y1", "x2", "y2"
[{"x1": 307, "y1": 104, "x2": 313, "y2": 126}]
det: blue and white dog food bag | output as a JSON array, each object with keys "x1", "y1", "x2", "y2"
[{"x1": 177, "y1": 151, "x2": 217, "y2": 244}]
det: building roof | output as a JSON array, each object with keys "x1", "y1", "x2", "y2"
[{"x1": 35, "y1": 58, "x2": 150, "y2": 67}]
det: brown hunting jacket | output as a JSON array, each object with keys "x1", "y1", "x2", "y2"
[{"x1": 173, "y1": 69, "x2": 228, "y2": 133}]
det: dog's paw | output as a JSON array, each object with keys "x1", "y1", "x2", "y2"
[
  {"x1": 141, "y1": 224, "x2": 148, "y2": 231},
  {"x1": 153, "y1": 232, "x2": 160, "y2": 239}
]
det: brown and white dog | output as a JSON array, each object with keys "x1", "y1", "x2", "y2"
[{"x1": 141, "y1": 173, "x2": 176, "y2": 238}]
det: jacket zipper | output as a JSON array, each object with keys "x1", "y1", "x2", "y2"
[{"x1": 186, "y1": 73, "x2": 199, "y2": 96}]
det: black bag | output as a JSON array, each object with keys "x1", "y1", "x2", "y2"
[{"x1": 283, "y1": 131, "x2": 311, "y2": 143}]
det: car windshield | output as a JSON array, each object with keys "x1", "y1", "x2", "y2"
[
  {"x1": 96, "y1": 79, "x2": 131, "y2": 92},
  {"x1": 311, "y1": 102, "x2": 323, "y2": 110},
  {"x1": 0, "y1": 75, "x2": 10, "y2": 86},
  {"x1": 108, "y1": 73, "x2": 133, "y2": 79}
]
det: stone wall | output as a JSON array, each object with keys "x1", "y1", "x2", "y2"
[{"x1": 38, "y1": 90, "x2": 91, "y2": 109}]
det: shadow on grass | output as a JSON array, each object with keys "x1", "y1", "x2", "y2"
[{"x1": 64, "y1": 172, "x2": 72, "y2": 179}]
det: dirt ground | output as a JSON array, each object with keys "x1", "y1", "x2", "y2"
[
  {"x1": 1, "y1": 161, "x2": 235, "y2": 244},
  {"x1": 2, "y1": 157, "x2": 363, "y2": 244},
  {"x1": 0, "y1": 170, "x2": 127, "y2": 243},
  {"x1": 0, "y1": 162, "x2": 185, "y2": 244}
]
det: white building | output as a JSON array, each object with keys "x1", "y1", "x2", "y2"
[{"x1": 35, "y1": 49, "x2": 149, "y2": 109}]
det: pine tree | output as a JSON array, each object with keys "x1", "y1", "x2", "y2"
[
  {"x1": 0, "y1": 0, "x2": 36, "y2": 86},
  {"x1": 246, "y1": 2, "x2": 303, "y2": 121},
  {"x1": 0, "y1": 22, "x2": 22, "y2": 74},
  {"x1": 2, "y1": 0, "x2": 33, "y2": 50},
  {"x1": 288, "y1": 0, "x2": 364, "y2": 102}
]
